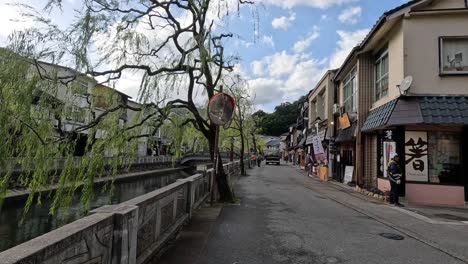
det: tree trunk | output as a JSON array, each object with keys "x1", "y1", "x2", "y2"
[
  {"x1": 239, "y1": 121, "x2": 246, "y2": 176},
  {"x1": 251, "y1": 133, "x2": 257, "y2": 154},
  {"x1": 245, "y1": 137, "x2": 251, "y2": 169},
  {"x1": 216, "y1": 151, "x2": 234, "y2": 202},
  {"x1": 207, "y1": 124, "x2": 234, "y2": 202},
  {"x1": 191, "y1": 137, "x2": 197, "y2": 153}
]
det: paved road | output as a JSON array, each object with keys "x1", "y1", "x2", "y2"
[{"x1": 195, "y1": 163, "x2": 468, "y2": 264}]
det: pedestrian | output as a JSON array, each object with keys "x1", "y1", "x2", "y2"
[
  {"x1": 388, "y1": 153, "x2": 403, "y2": 207},
  {"x1": 251, "y1": 153, "x2": 257, "y2": 168},
  {"x1": 306, "y1": 153, "x2": 314, "y2": 176},
  {"x1": 257, "y1": 153, "x2": 263, "y2": 167}
]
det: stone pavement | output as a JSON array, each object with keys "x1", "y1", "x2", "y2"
[{"x1": 157, "y1": 163, "x2": 468, "y2": 264}]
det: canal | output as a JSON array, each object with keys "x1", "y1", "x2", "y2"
[{"x1": 0, "y1": 167, "x2": 196, "y2": 252}]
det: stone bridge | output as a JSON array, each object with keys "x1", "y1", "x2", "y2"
[{"x1": 179, "y1": 152, "x2": 240, "y2": 166}]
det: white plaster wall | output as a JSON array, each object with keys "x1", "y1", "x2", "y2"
[{"x1": 404, "y1": 13, "x2": 468, "y2": 95}]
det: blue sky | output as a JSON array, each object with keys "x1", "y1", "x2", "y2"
[{"x1": 0, "y1": 0, "x2": 410, "y2": 112}]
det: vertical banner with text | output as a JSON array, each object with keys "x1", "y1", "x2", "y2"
[{"x1": 405, "y1": 131, "x2": 428, "y2": 182}]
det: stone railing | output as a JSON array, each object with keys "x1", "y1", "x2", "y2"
[
  {"x1": 0, "y1": 161, "x2": 243, "y2": 264},
  {"x1": 1, "y1": 156, "x2": 176, "y2": 174}
]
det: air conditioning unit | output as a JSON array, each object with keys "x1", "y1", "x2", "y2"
[{"x1": 333, "y1": 104, "x2": 341, "y2": 115}]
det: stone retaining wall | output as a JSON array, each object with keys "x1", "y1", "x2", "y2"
[{"x1": 0, "y1": 161, "x2": 242, "y2": 264}]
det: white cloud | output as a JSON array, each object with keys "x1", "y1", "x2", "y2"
[
  {"x1": 261, "y1": 35, "x2": 275, "y2": 48},
  {"x1": 293, "y1": 27, "x2": 320, "y2": 53},
  {"x1": 321, "y1": 14, "x2": 328, "y2": 20},
  {"x1": 260, "y1": 0, "x2": 358, "y2": 9},
  {"x1": 248, "y1": 50, "x2": 328, "y2": 107},
  {"x1": 338, "y1": 6, "x2": 362, "y2": 24},
  {"x1": 271, "y1": 13, "x2": 296, "y2": 30},
  {"x1": 248, "y1": 78, "x2": 285, "y2": 105},
  {"x1": 0, "y1": 4, "x2": 34, "y2": 39},
  {"x1": 283, "y1": 57, "x2": 327, "y2": 101},
  {"x1": 329, "y1": 29, "x2": 369, "y2": 69},
  {"x1": 251, "y1": 60, "x2": 266, "y2": 76},
  {"x1": 264, "y1": 51, "x2": 299, "y2": 77}
]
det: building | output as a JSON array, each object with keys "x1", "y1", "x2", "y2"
[
  {"x1": 296, "y1": 101, "x2": 308, "y2": 168},
  {"x1": 306, "y1": 70, "x2": 337, "y2": 178},
  {"x1": 333, "y1": 47, "x2": 361, "y2": 184},
  {"x1": 31, "y1": 61, "x2": 149, "y2": 157},
  {"x1": 333, "y1": 0, "x2": 468, "y2": 205}
]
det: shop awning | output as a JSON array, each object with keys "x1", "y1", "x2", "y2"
[
  {"x1": 361, "y1": 99, "x2": 398, "y2": 132},
  {"x1": 335, "y1": 122, "x2": 357, "y2": 143},
  {"x1": 362, "y1": 96, "x2": 468, "y2": 132},
  {"x1": 417, "y1": 96, "x2": 468, "y2": 125}
]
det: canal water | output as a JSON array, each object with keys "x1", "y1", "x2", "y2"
[{"x1": 0, "y1": 168, "x2": 195, "y2": 252}]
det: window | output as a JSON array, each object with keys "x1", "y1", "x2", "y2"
[
  {"x1": 343, "y1": 68, "x2": 357, "y2": 113},
  {"x1": 427, "y1": 132, "x2": 463, "y2": 185},
  {"x1": 72, "y1": 79, "x2": 88, "y2": 96},
  {"x1": 439, "y1": 36, "x2": 468, "y2": 75},
  {"x1": 318, "y1": 92, "x2": 325, "y2": 119},
  {"x1": 374, "y1": 51, "x2": 389, "y2": 101},
  {"x1": 65, "y1": 106, "x2": 87, "y2": 123}
]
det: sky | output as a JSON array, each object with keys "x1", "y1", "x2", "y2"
[{"x1": 0, "y1": 0, "x2": 410, "y2": 112}]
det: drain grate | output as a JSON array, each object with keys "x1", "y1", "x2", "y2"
[
  {"x1": 434, "y1": 214, "x2": 468, "y2": 221},
  {"x1": 379, "y1": 233, "x2": 404, "y2": 240}
]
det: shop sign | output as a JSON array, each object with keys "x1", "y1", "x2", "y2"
[
  {"x1": 318, "y1": 127, "x2": 328, "y2": 141},
  {"x1": 339, "y1": 113, "x2": 351, "y2": 129},
  {"x1": 312, "y1": 135, "x2": 325, "y2": 155},
  {"x1": 384, "y1": 130, "x2": 394, "y2": 141},
  {"x1": 306, "y1": 135, "x2": 314, "y2": 145},
  {"x1": 344, "y1": 166, "x2": 354, "y2": 184},
  {"x1": 405, "y1": 131, "x2": 428, "y2": 182}
]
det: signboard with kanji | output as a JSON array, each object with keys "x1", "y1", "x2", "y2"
[{"x1": 405, "y1": 131, "x2": 428, "y2": 182}]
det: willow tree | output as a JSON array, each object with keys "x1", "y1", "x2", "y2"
[
  {"x1": 3, "y1": 0, "x2": 256, "y2": 206},
  {"x1": 225, "y1": 75, "x2": 253, "y2": 175},
  {"x1": 0, "y1": 46, "x2": 170, "y2": 218}
]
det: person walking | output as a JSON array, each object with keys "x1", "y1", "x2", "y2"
[
  {"x1": 251, "y1": 153, "x2": 257, "y2": 168},
  {"x1": 388, "y1": 153, "x2": 403, "y2": 207},
  {"x1": 257, "y1": 153, "x2": 263, "y2": 167},
  {"x1": 306, "y1": 153, "x2": 314, "y2": 176}
]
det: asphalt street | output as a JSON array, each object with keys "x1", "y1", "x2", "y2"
[{"x1": 193, "y1": 163, "x2": 468, "y2": 264}]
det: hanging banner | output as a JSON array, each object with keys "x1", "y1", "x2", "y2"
[
  {"x1": 405, "y1": 131, "x2": 428, "y2": 182},
  {"x1": 312, "y1": 135, "x2": 325, "y2": 155},
  {"x1": 383, "y1": 141, "x2": 396, "y2": 178},
  {"x1": 312, "y1": 135, "x2": 326, "y2": 162}
]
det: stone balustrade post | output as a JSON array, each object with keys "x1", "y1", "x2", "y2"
[{"x1": 92, "y1": 204, "x2": 139, "y2": 264}]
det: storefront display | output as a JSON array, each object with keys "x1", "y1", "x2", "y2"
[{"x1": 427, "y1": 132, "x2": 462, "y2": 185}]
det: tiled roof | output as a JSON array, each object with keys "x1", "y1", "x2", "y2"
[
  {"x1": 419, "y1": 96, "x2": 468, "y2": 125},
  {"x1": 362, "y1": 96, "x2": 468, "y2": 132},
  {"x1": 361, "y1": 99, "x2": 398, "y2": 132}
]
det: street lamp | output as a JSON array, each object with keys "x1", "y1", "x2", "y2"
[{"x1": 230, "y1": 136, "x2": 235, "y2": 162}]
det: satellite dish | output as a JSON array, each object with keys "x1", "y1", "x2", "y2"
[
  {"x1": 208, "y1": 92, "x2": 235, "y2": 126},
  {"x1": 399, "y1": 76, "x2": 413, "y2": 95}
]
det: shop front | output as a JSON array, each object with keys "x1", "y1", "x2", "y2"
[
  {"x1": 306, "y1": 125, "x2": 330, "y2": 179},
  {"x1": 334, "y1": 121, "x2": 357, "y2": 183},
  {"x1": 362, "y1": 96, "x2": 468, "y2": 206}
]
